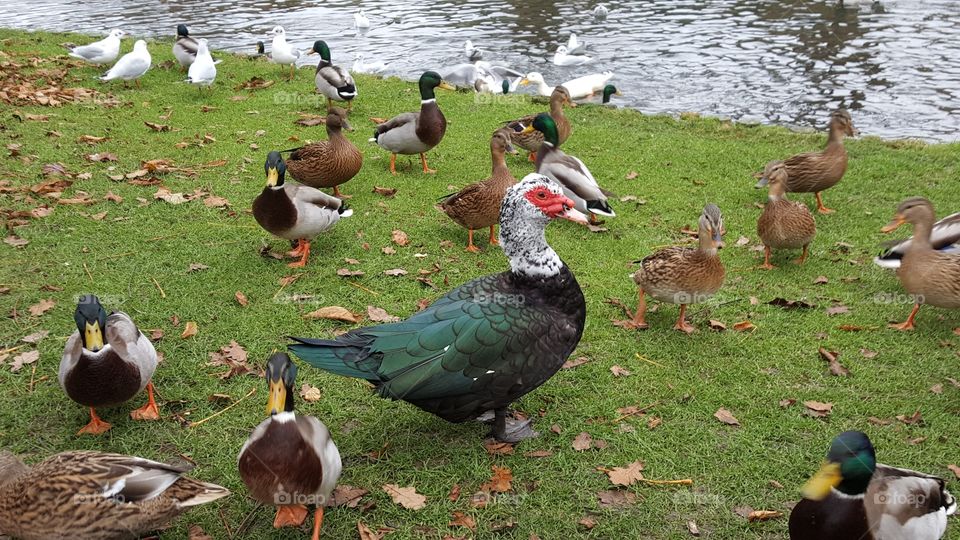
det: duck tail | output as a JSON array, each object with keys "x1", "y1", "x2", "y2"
[
  {"x1": 587, "y1": 199, "x2": 616, "y2": 217},
  {"x1": 288, "y1": 335, "x2": 379, "y2": 380}
]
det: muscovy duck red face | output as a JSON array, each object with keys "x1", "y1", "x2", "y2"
[{"x1": 522, "y1": 180, "x2": 589, "y2": 224}]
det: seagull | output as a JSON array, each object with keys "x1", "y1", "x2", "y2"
[
  {"x1": 593, "y1": 4, "x2": 609, "y2": 20},
  {"x1": 351, "y1": 53, "x2": 387, "y2": 74},
  {"x1": 186, "y1": 38, "x2": 216, "y2": 91},
  {"x1": 172, "y1": 24, "x2": 198, "y2": 69},
  {"x1": 355, "y1": 10, "x2": 371, "y2": 30},
  {"x1": 68, "y1": 29, "x2": 124, "y2": 65},
  {"x1": 464, "y1": 39, "x2": 484, "y2": 61},
  {"x1": 553, "y1": 45, "x2": 591, "y2": 66},
  {"x1": 267, "y1": 26, "x2": 300, "y2": 80},
  {"x1": 566, "y1": 33, "x2": 586, "y2": 55},
  {"x1": 100, "y1": 39, "x2": 151, "y2": 88}
]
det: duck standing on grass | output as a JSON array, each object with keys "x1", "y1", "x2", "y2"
[
  {"x1": 283, "y1": 107, "x2": 362, "y2": 198},
  {"x1": 239, "y1": 353, "x2": 341, "y2": 540},
  {"x1": 789, "y1": 431, "x2": 956, "y2": 539},
  {"x1": 185, "y1": 38, "x2": 216, "y2": 91},
  {"x1": 371, "y1": 71, "x2": 454, "y2": 175},
  {"x1": 268, "y1": 25, "x2": 301, "y2": 80},
  {"x1": 625, "y1": 204, "x2": 725, "y2": 333},
  {"x1": 0, "y1": 450, "x2": 230, "y2": 540},
  {"x1": 253, "y1": 151, "x2": 352, "y2": 268},
  {"x1": 756, "y1": 109, "x2": 856, "y2": 214},
  {"x1": 440, "y1": 128, "x2": 518, "y2": 252},
  {"x1": 172, "y1": 24, "x2": 198, "y2": 69},
  {"x1": 99, "y1": 39, "x2": 151, "y2": 88},
  {"x1": 756, "y1": 160, "x2": 816, "y2": 269},
  {"x1": 59, "y1": 294, "x2": 160, "y2": 435},
  {"x1": 879, "y1": 197, "x2": 960, "y2": 330},
  {"x1": 289, "y1": 175, "x2": 588, "y2": 442},
  {"x1": 67, "y1": 28, "x2": 124, "y2": 65},
  {"x1": 505, "y1": 86, "x2": 575, "y2": 162},
  {"x1": 308, "y1": 40, "x2": 357, "y2": 111}
]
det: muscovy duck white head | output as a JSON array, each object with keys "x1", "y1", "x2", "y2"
[{"x1": 499, "y1": 174, "x2": 588, "y2": 278}]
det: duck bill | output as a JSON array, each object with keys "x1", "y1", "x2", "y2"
[
  {"x1": 615, "y1": 90, "x2": 623, "y2": 96},
  {"x1": 559, "y1": 207, "x2": 589, "y2": 225},
  {"x1": 881, "y1": 214, "x2": 906, "y2": 233},
  {"x1": 266, "y1": 167, "x2": 279, "y2": 187},
  {"x1": 342, "y1": 119, "x2": 354, "y2": 132},
  {"x1": 755, "y1": 176, "x2": 769, "y2": 189},
  {"x1": 438, "y1": 81, "x2": 455, "y2": 91},
  {"x1": 800, "y1": 462, "x2": 842, "y2": 501},
  {"x1": 505, "y1": 142, "x2": 518, "y2": 155},
  {"x1": 84, "y1": 321, "x2": 104, "y2": 352},
  {"x1": 266, "y1": 379, "x2": 286, "y2": 415}
]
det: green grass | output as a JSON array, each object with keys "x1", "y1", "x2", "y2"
[{"x1": 1, "y1": 29, "x2": 958, "y2": 539}]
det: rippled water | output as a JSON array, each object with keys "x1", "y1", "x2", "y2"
[{"x1": 4, "y1": 0, "x2": 959, "y2": 141}]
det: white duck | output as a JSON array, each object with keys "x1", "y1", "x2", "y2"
[
  {"x1": 553, "y1": 45, "x2": 591, "y2": 66},
  {"x1": 355, "y1": 9, "x2": 371, "y2": 30},
  {"x1": 352, "y1": 53, "x2": 388, "y2": 74},
  {"x1": 566, "y1": 33, "x2": 586, "y2": 55},
  {"x1": 186, "y1": 38, "x2": 216, "y2": 91},
  {"x1": 267, "y1": 25, "x2": 301, "y2": 80},
  {"x1": 100, "y1": 40, "x2": 151, "y2": 88},
  {"x1": 465, "y1": 39, "x2": 484, "y2": 61},
  {"x1": 521, "y1": 71, "x2": 613, "y2": 100},
  {"x1": 68, "y1": 29, "x2": 124, "y2": 65}
]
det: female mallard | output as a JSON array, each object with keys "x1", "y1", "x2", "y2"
[
  {"x1": 308, "y1": 40, "x2": 356, "y2": 111},
  {"x1": 756, "y1": 109, "x2": 856, "y2": 214},
  {"x1": 253, "y1": 151, "x2": 352, "y2": 268},
  {"x1": 521, "y1": 71, "x2": 614, "y2": 100},
  {"x1": 238, "y1": 353, "x2": 341, "y2": 540},
  {"x1": 59, "y1": 294, "x2": 159, "y2": 435},
  {"x1": 0, "y1": 450, "x2": 229, "y2": 540},
  {"x1": 625, "y1": 204, "x2": 725, "y2": 333},
  {"x1": 440, "y1": 128, "x2": 518, "y2": 252},
  {"x1": 505, "y1": 86, "x2": 575, "y2": 162},
  {"x1": 874, "y1": 210, "x2": 960, "y2": 269},
  {"x1": 290, "y1": 175, "x2": 588, "y2": 442},
  {"x1": 520, "y1": 112, "x2": 614, "y2": 223},
  {"x1": 371, "y1": 71, "x2": 454, "y2": 175},
  {"x1": 879, "y1": 197, "x2": 960, "y2": 330},
  {"x1": 172, "y1": 24, "x2": 198, "y2": 69},
  {"x1": 756, "y1": 160, "x2": 816, "y2": 269},
  {"x1": 789, "y1": 431, "x2": 956, "y2": 539},
  {"x1": 283, "y1": 107, "x2": 361, "y2": 198}
]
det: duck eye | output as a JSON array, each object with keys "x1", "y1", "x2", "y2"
[{"x1": 536, "y1": 191, "x2": 547, "y2": 200}]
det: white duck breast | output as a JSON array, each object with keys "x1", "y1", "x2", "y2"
[
  {"x1": 100, "y1": 40, "x2": 151, "y2": 82},
  {"x1": 539, "y1": 149, "x2": 615, "y2": 217},
  {"x1": 69, "y1": 29, "x2": 123, "y2": 65},
  {"x1": 279, "y1": 184, "x2": 352, "y2": 240},
  {"x1": 186, "y1": 39, "x2": 216, "y2": 86}
]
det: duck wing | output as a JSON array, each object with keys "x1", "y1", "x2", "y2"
[
  {"x1": 874, "y1": 212, "x2": 960, "y2": 268},
  {"x1": 864, "y1": 464, "x2": 956, "y2": 539}
]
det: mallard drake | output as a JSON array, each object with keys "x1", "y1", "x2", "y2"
[
  {"x1": 625, "y1": 204, "x2": 725, "y2": 333},
  {"x1": 238, "y1": 353, "x2": 341, "y2": 540},
  {"x1": 879, "y1": 197, "x2": 960, "y2": 330},
  {"x1": 185, "y1": 38, "x2": 216, "y2": 91},
  {"x1": 267, "y1": 26, "x2": 300, "y2": 80},
  {"x1": 756, "y1": 160, "x2": 816, "y2": 269},
  {"x1": 68, "y1": 29, "x2": 124, "y2": 65},
  {"x1": 172, "y1": 24, "x2": 198, "y2": 69},
  {"x1": 440, "y1": 128, "x2": 518, "y2": 252},
  {"x1": 553, "y1": 46, "x2": 591, "y2": 66},
  {"x1": 505, "y1": 86, "x2": 575, "y2": 162},
  {"x1": 59, "y1": 294, "x2": 159, "y2": 435},
  {"x1": 370, "y1": 71, "x2": 453, "y2": 175},
  {"x1": 789, "y1": 431, "x2": 956, "y2": 539},
  {"x1": 601, "y1": 84, "x2": 622, "y2": 104},
  {"x1": 253, "y1": 151, "x2": 352, "y2": 268},
  {"x1": 283, "y1": 107, "x2": 361, "y2": 198},
  {"x1": 874, "y1": 210, "x2": 960, "y2": 269},
  {"x1": 520, "y1": 113, "x2": 614, "y2": 222},
  {"x1": 0, "y1": 450, "x2": 229, "y2": 540},
  {"x1": 308, "y1": 40, "x2": 357, "y2": 111},
  {"x1": 99, "y1": 40, "x2": 151, "y2": 88},
  {"x1": 251, "y1": 41, "x2": 266, "y2": 60},
  {"x1": 756, "y1": 109, "x2": 856, "y2": 214},
  {"x1": 521, "y1": 71, "x2": 614, "y2": 100},
  {"x1": 290, "y1": 175, "x2": 588, "y2": 442}
]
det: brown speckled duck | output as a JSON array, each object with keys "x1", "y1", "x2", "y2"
[
  {"x1": 504, "y1": 86, "x2": 574, "y2": 162},
  {"x1": 880, "y1": 197, "x2": 960, "y2": 330},
  {"x1": 440, "y1": 128, "x2": 518, "y2": 252},
  {"x1": 756, "y1": 109, "x2": 856, "y2": 214},
  {"x1": 625, "y1": 204, "x2": 725, "y2": 333},
  {"x1": 59, "y1": 294, "x2": 159, "y2": 435},
  {"x1": 757, "y1": 160, "x2": 817, "y2": 269},
  {"x1": 283, "y1": 107, "x2": 362, "y2": 198},
  {"x1": 0, "y1": 450, "x2": 229, "y2": 540},
  {"x1": 238, "y1": 353, "x2": 341, "y2": 540}
]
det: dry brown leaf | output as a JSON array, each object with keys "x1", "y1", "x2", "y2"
[
  {"x1": 299, "y1": 383, "x2": 321, "y2": 402},
  {"x1": 382, "y1": 484, "x2": 426, "y2": 510},
  {"x1": 28, "y1": 299, "x2": 55, "y2": 317},
  {"x1": 304, "y1": 306, "x2": 362, "y2": 323},
  {"x1": 181, "y1": 321, "x2": 198, "y2": 339},
  {"x1": 188, "y1": 263, "x2": 209, "y2": 272},
  {"x1": 103, "y1": 191, "x2": 123, "y2": 203},
  {"x1": 483, "y1": 440, "x2": 515, "y2": 456},
  {"x1": 331, "y1": 485, "x2": 368, "y2": 508},
  {"x1": 606, "y1": 461, "x2": 645, "y2": 486},
  {"x1": 896, "y1": 410, "x2": 923, "y2": 425},
  {"x1": 708, "y1": 319, "x2": 727, "y2": 331},
  {"x1": 768, "y1": 298, "x2": 815, "y2": 310},
  {"x1": 203, "y1": 195, "x2": 230, "y2": 208},
  {"x1": 149, "y1": 328, "x2": 164, "y2": 341},
  {"x1": 154, "y1": 187, "x2": 188, "y2": 204},
  {"x1": 383, "y1": 268, "x2": 408, "y2": 277},
  {"x1": 449, "y1": 511, "x2": 476, "y2": 531},
  {"x1": 78, "y1": 134, "x2": 108, "y2": 144},
  {"x1": 480, "y1": 465, "x2": 513, "y2": 493},
  {"x1": 610, "y1": 365, "x2": 631, "y2": 377},
  {"x1": 278, "y1": 273, "x2": 304, "y2": 286},
  {"x1": 813, "y1": 275, "x2": 829, "y2": 285},
  {"x1": 687, "y1": 520, "x2": 701, "y2": 536},
  {"x1": 571, "y1": 432, "x2": 594, "y2": 451},
  {"x1": 803, "y1": 401, "x2": 833, "y2": 417},
  {"x1": 825, "y1": 304, "x2": 850, "y2": 316},
  {"x1": 523, "y1": 449, "x2": 554, "y2": 458},
  {"x1": 373, "y1": 186, "x2": 397, "y2": 198},
  {"x1": 357, "y1": 521, "x2": 383, "y2": 540},
  {"x1": 868, "y1": 416, "x2": 892, "y2": 426},
  {"x1": 818, "y1": 348, "x2": 849, "y2": 376},
  {"x1": 144, "y1": 121, "x2": 171, "y2": 132},
  {"x1": 747, "y1": 510, "x2": 783, "y2": 522},
  {"x1": 596, "y1": 489, "x2": 636, "y2": 508},
  {"x1": 187, "y1": 524, "x2": 213, "y2": 540},
  {"x1": 947, "y1": 464, "x2": 960, "y2": 480},
  {"x1": 207, "y1": 340, "x2": 259, "y2": 379},
  {"x1": 10, "y1": 350, "x2": 39, "y2": 372},
  {"x1": 647, "y1": 416, "x2": 662, "y2": 429},
  {"x1": 860, "y1": 348, "x2": 878, "y2": 359},
  {"x1": 625, "y1": 171, "x2": 638, "y2": 180},
  {"x1": 21, "y1": 330, "x2": 49, "y2": 344},
  {"x1": 392, "y1": 229, "x2": 410, "y2": 246},
  {"x1": 930, "y1": 383, "x2": 943, "y2": 394},
  {"x1": 562, "y1": 356, "x2": 590, "y2": 369},
  {"x1": 337, "y1": 268, "x2": 365, "y2": 278},
  {"x1": 732, "y1": 320, "x2": 756, "y2": 332},
  {"x1": 4, "y1": 235, "x2": 29, "y2": 248},
  {"x1": 714, "y1": 408, "x2": 740, "y2": 426},
  {"x1": 235, "y1": 291, "x2": 249, "y2": 307},
  {"x1": 367, "y1": 306, "x2": 400, "y2": 322}
]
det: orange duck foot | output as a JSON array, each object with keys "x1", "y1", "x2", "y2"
[
  {"x1": 130, "y1": 382, "x2": 160, "y2": 421},
  {"x1": 274, "y1": 505, "x2": 309, "y2": 528},
  {"x1": 674, "y1": 321, "x2": 697, "y2": 334},
  {"x1": 77, "y1": 408, "x2": 112, "y2": 435}
]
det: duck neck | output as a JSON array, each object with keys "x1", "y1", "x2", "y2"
[
  {"x1": 826, "y1": 123, "x2": 846, "y2": 149},
  {"x1": 768, "y1": 182, "x2": 788, "y2": 202},
  {"x1": 327, "y1": 123, "x2": 344, "y2": 142},
  {"x1": 491, "y1": 145, "x2": 510, "y2": 178},
  {"x1": 698, "y1": 230, "x2": 718, "y2": 257},
  {"x1": 500, "y1": 213, "x2": 561, "y2": 278},
  {"x1": 549, "y1": 96, "x2": 566, "y2": 119},
  {"x1": 908, "y1": 218, "x2": 935, "y2": 251}
]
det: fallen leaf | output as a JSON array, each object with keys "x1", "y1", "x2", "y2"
[
  {"x1": 332, "y1": 485, "x2": 368, "y2": 508},
  {"x1": 4, "y1": 235, "x2": 29, "y2": 248},
  {"x1": 947, "y1": 465, "x2": 960, "y2": 480},
  {"x1": 382, "y1": 484, "x2": 426, "y2": 510},
  {"x1": 188, "y1": 263, "x2": 209, "y2": 272},
  {"x1": 826, "y1": 304, "x2": 850, "y2": 316},
  {"x1": 154, "y1": 187, "x2": 188, "y2": 204},
  {"x1": 85, "y1": 152, "x2": 117, "y2": 162},
  {"x1": 868, "y1": 416, "x2": 892, "y2": 426},
  {"x1": 149, "y1": 328, "x2": 164, "y2": 341},
  {"x1": 483, "y1": 440, "x2": 515, "y2": 456},
  {"x1": 181, "y1": 321, "x2": 198, "y2": 339},
  {"x1": 895, "y1": 410, "x2": 923, "y2": 425},
  {"x1": 687, "y1": 520, "x2": 701, "y2": 537},
  {"x1": 860, "y1": 348, "x2": 878, "y2": 359},
  {"x1": 448, "y1": 484, "x2": 461, "y2": 502},
  {"x1": 747, "y1": 510, "x2": 783, "y2": 522},
  {"x1": 562, "y1": 356, "x2": 590, "y2": 369},
  {"x1": 625, "y1": 171, "x2": 638, "y2": 180},
  {"x1": 647, "y1": 416, "x2": 662, "y2": 429},
  {"x1": 381, "y1": 246, "x2": 396, "y2": 255},
  {"x1": 449, "y1": 511, "x2": 476, "y2": 531},
  {"x1": 9, "y1": 350, "x2": 39, "y2": 372},
  {"x1": 299, "y1": 383, "x2": 321, "y2": 402},
  {"x1": 367, "y1": 306, "x2": 400, "y2": 322},
  {"x1": 30, "y1": 206, "x2": 54, "y2": 218},
  {"x1": 383, "y1": 268, "x2": 408, "y2": 277},
  {"x1": 714, "y1": 408, "x2": 740, "y2": 426},
  {"x1": 369, "y1": 117, "x2": 388, "y2": 124},
  {"x1": 207, "y1": 340, "x2": 259, "y2": 379},
  {"x1": 357, "y1": 521, "x2": 383, "y2": 540},
  {"x1": 818, "y1": 348, "x2": 849, "y2": 376},
  {"x1": 235, "y1": 291, "x2": 249, "y2": 306},
  {"x1": 571, "y1": 432, "x2": 594, "y2": 451},
  {"x1": 392, "y1": 230, "x2": 410, "y2": 246},
  {"x1": 596, "y1": 490, "x2": 636, "y2": 508},
  {"x1": 203, "y1": 195, "x2": 230, "y2": 208},
  {"x1": 930, "y1": 383, "x2": 943, "y2": 394},
  {"x1": 732, "y1": 320, "x2": 756, "y2": 332},
  {"x1": 480, "y1": 465, "x2": 513, "y2": 493},
  {"x1": 187, "y1": 524, "x2": 213, "y2": 540},
  {"x1": 779, "y1": 398, "x2": 796, "y2": 408},
  {"x1": 708, "y1": 319, "x2": 727, "y2": 331},
  {"x1": 103, "y1": 191, "x2": 123, "y2": 203},
  {"x1": 304, "y1": 306, "x2": 362, "y2": 323},
  {"x1": 236, "y1": 76, "x2": 274, "y2": 91},
  {"x1": 768, "y1": 298, "x2": 815, "y2": 310},
  {"x1": 336, "y1": 268, "x2": 365, "y2": 278},
  {"x1": 278, "y1": 273, "x2": 304, "y2": 286},
  {"x1": 21, "y1": 330, "x2": 48, "y2": 343},
  {"x1": 813, "y1": 275, "x2": 829, "y2": 285},
  {"x1": 144, "y1": 121, "x2": 171, "y2": 132},
  {"x1": 373, "y1": 186, "x2": 397, "y2": 198},
  {"x1": 28, "y1": 299, "x2": 55, "y2": 317},
  {"x1": 610, "y1": 365, "x2": 631, "y2": 377},
  {"x1": 523, "y1": 449, "x2": 554, "y2": 458},
  {"x1": 606, "y1": 461, "x2": 645, "y2": 486},
  {"x1": 78, "y1": 134, "x2": 108, "y2": 144},
  {"x1": 803, "y1": 400, "x2": 833, "y2": 418}
]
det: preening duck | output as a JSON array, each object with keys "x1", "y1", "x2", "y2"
[
  {"x1": 283, "y1": 107, "x2": 362, "y2": 198},
  {"x1": 59, "y1": 294, "x2": 160, "y2": 435},
  {"x1": 172, "y1": 24, "x2": 198, "y2": 69},
  {"x1": 309, "y1": 40, "x2": 357, "y2": 111},
  {"x1": 289, "y1": 175, "x2": 588, "y2": 442},
  {"x1": 789, "y1": 431, "x2": 956, "y2": 540}
]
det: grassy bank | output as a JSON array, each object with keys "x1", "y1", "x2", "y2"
[{"x1": 0, "y1": 28, "x2": 958, "y2": 539}]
